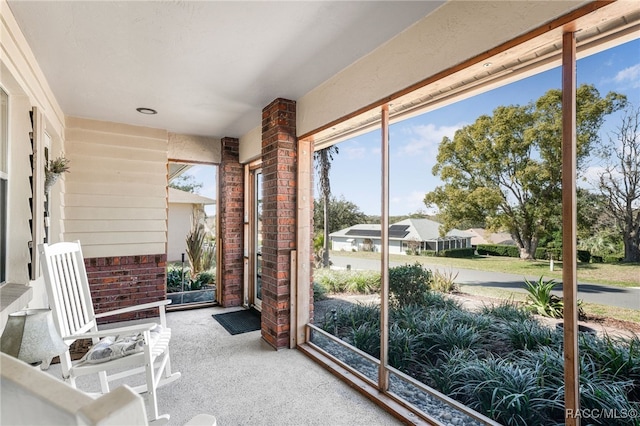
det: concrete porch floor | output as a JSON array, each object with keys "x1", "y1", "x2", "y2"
[{"x1": 46, "y1": 305, "x2": 402, "y2": 426}]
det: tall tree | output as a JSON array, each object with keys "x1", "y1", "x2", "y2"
[
  {"x1": 314, "y1": 195, "x2": 367, "y2": 235},
  {"x1": 424, "y1": 84, "x2": 625, "y2": 259},
  {"x1": 169, "y1": 174, "x2": 203, "y2": 193},
  {"x1": 596, "y1": 104, "x2": 640, "y2": 262},
  {"x1": 315, "y1": 146, "x2": 339, "y2": 267}
]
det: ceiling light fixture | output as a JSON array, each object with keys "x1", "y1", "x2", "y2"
[
  {"x1": 483, "y1": 62, "x2": 492, "y2": 68},
  {"x1": 136, "y1": 107, "x2": 157, "y2": 115}
]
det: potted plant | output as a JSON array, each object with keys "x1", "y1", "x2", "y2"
[{"x1": 45, "y1": 155, "x2": 70, "y2": 195}]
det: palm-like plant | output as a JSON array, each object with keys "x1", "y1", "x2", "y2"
[
  {"x1": 185, "y1": 211, "x2": 207, "y2": 278},
  {"x1": 314, "y1": 146, "x2": 339, "y2": 268},
  {"x1": 523, "y1": 276, "x2": 564, "y2": 318}
]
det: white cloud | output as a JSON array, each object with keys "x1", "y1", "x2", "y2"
[
  {"x1": 342, "y1": 144, "x2": 367, "y2": 160},
  {"x1": 612, "y1": 63, "x2": 640, "y2": 89},
  {"x1": 389, "y1": 190, "x2": 435, "y2": 216},
  {"x1": 396, "y1": 122, "x2": 464, "y2": 159},
  {"x1": 581, "y1": 165, "x2": 625, "y2": 191}
]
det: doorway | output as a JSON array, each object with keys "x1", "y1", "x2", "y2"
[
  {"x1": 166, "y1": 162, "x2": 218, "y2": 307},
  {"x1": 249, "y1": 168, "x2": 263, "y2": 310}
]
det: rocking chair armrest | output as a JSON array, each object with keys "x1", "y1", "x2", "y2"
[
  {"x1": 66, "y1": 323, "x2": 156, "y2": 341},
  {"x1": 94, "y1": 300, "x2": 171, "y2": 319}
]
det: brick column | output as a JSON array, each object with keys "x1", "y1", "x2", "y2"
[
  {"x1": 219, "y1": 137, "x2": 244, "y2": 307},
  {"x1": 261, "y1": 98, "x2": 296, "y2": 349}
]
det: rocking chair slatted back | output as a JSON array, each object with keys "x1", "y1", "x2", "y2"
[{"x1": 39, "y1": 241, "x2": 97, "y2": 340}]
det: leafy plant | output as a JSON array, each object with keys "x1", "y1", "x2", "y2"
[
  {"x1": 347, "y1": 323, "x2": 380, "y2": 357},
  {"x1": 523, "y1": 276, "x2": 564, "y2": 318},
  {"x1": 46, "y1": 155, "x2": 71, "y2": 174},
  {"x1": 480, "y1": 300, "x2": 531, "y2": 323},
  {"x1": 503, "y1": 319, "x2": 562, "y2": 352},
  {"x1": 201, "y1": 241, "x2": 216, "y2": 271},
  {"x1": 313, "y1": 269, "x2": 380, "y2": 294},
  {"x1": 389, "y1": 263, "x2": 432, "y2": 308},
  {"x1": 166, "y1": 266, "x2": 186, "y2": 293},
  {"x1": 431, "y1": 268, "x2": 459, "y2": 293}
]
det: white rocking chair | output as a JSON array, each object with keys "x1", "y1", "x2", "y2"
[{"x1": 38, "y1": 241, "x2": 181, "y2": 425}]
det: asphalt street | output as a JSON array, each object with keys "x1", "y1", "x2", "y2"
[{"x1": 329, "y1": 255, "x2": 640, "y2": 310}]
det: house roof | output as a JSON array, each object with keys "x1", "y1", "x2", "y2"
[
  {"x1": 168, "y1": 187, "x2": 216, "y2": 205},
  {"x1": 464, "y1": 228, "x2": 516, "y2": 246},
  {"x1": 330, "y1": 218, "x2": 472, "y2": 242}
]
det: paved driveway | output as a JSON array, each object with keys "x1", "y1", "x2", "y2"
[{"x1": 329, "y1": 255, "x2": 640, "y2": 310}]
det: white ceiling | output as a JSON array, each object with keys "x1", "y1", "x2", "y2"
[{"x1": 7, "y1": 1, "x2": 443, "y2": 138}]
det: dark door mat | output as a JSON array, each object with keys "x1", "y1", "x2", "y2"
[{"x1": 212, "y1": 308, "x2": 261, "y2": 335}]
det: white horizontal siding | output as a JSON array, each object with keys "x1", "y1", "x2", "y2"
[
  {"x1": 64, "y1": 193, "x2": 166, "y2": 209},
  {"x1": 79, "y1": 243, "x2": 167, "y2": 259},
  {"x1": 64, "y1": 220, "x2": 166, "y2": 233},
  {"x1": 64, "y1": 231, "x2": 166, "y2": 246},
  {"x1": 64, "y1": 117, "x2": 168, "y2": 258}
]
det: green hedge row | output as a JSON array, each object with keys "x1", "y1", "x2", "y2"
[
  {"x1": 439, "y1": 247, "x2": 475, "y2": 258},
  {"x1": 409, "y1": 248, "x2": 474, "y2": 258},
  {"x1": 477, "y1": 244, "x2": 592, "y2": 262},
  {"x1": 476, "y1": 244, "x2": 520, "y2": 258}
]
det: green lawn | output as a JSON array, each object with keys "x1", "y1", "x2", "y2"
[
  {"x1": 330, "y1": 250, "x2": 639, "y2": 288},
  {"x1": 459, "y1": 284, "x2": 640, "y2": 324}
]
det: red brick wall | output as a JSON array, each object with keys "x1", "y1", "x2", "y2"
[
  {"x1": 261, "y1": 98, "x2": 296, "y2": 349},
  {"x1": 219, "y1": 137, "x2": 244, "y2": 307},
  {"x1": 84, "y1": 254, "x2": 166, "y2": 323}
]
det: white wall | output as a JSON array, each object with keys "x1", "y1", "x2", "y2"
[
  {"x1": 1, "y1": 0, "x2": 65, "y2": 288},
  {"x1": 167, "y1": 203, "x2": 193, "y2": 262},
  {"x1": 63, "y1": 117, "x2": 168, "y2": 258},
  {"x1": 239, "y1": 126, "x2": 261, "y2": 164},
  {"x1": 168, "y1": 133, "x2": 221, "y2": 164}
]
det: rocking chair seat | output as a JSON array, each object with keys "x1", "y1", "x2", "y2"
[
  {"x1": 80, "y1": 324, "x2": 165, "y2": 364},
  {"x1": 38, "y1": 241, "x2": 181, "y2": 425}
]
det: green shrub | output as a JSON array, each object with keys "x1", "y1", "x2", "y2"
[
  {"x1": 418, "y1": 291, "x2": 462, "y2": 311},
  {"x1": 197, "y1": 270, "x2": 215, "y2": 284},
  {"x1": 579, "y1": 333, "x2": 640, "y2": 401},
  {"x1": 477, "y1": 244, "x2": 520, "y2": 258},
  {"x1": 604, "y1": 255, "x2": 624, "y2": 263},
  {"x1": 347, "y1": 323, "x2": 380, "y2": 357},
  {"x1": 442, "y1": 353, "x2": 561, "y2": 426},
  {"x1": 166, "y1": 267, "x2": 185, "y2": 293},
  {"x1": 388, "y1": 324, "x2": 419, "y2": 371},
  {"x1": 420, "y1": 250, "x2": 437, "y2": 257},
  {"x1": 389, "y1": 263, "x2": 432, "y2": 308},
  {"x1": 326, "y1": 284, "x2": 640, "y2": 426},
  {"x1": 535, "y1": 247, "x2": 562, "y2": 261},
  {"x1": 503, "y1": 319, "x2": 562, "y2": 352},
  {"x1": 480, "y1": 301, "x2": 531, "y2": 323},
  {"x1": 439, "y1": 248, "x2": 475, "y2": 258},
  {"x1": 321, "y1": 303, "x2": 380, "y2": 337},
  {"x1": 313, "y1": 281, "x2": 327, "y2": 301},
  {"x1": 577, "y1": 249, "x2": 591, "y2": 263}
]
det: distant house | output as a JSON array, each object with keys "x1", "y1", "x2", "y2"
[
  {"x1": 463, "y1": 228, "x2": 515, "y2": 247},
  {"x1": 167, "y1": 188, "x2": 216, "y2": 262},
  {"x1": 330, "y1": 218, "x2": 472, "y2": 255}
]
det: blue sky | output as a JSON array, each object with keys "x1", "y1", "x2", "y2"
[
  {"x1": 180, "y1": 38, "x2": 639, "y2": 218},
  {"x1": 328, "y1": 38, "x2": 640, "y2": 216}
]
